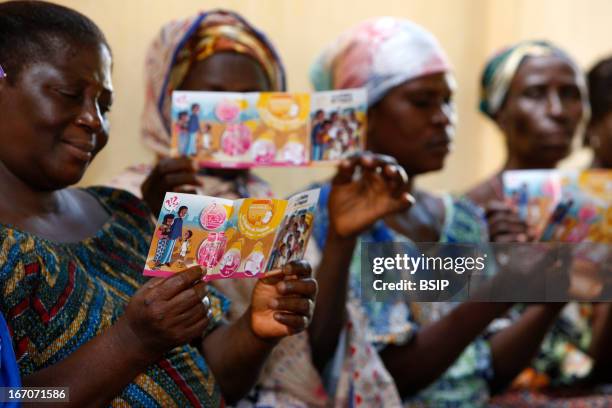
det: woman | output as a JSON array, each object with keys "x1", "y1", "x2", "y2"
[
  {"x1": 107, "y1": 10, "x2": 289, "y2": 320},
  {"x1": 586, "y1": 56, "x2": 612, "y2": 169},
  {"x1": 108, "y1": 9, "x2": 284, "y2": 209},
  {"x1": 467, "y1": 41, "x2": 607, "y2": 390},
  {"x1": 107, "y1": 12, "x2": 413, "y2": 407},
  {"x1": 0, "y1": 2, "x2": 316, "y2": 406},
  {"x1": 305, "y1": 18, "x2": 573, "y2": 407},
  {"x1": 467, "y1": 40, "x2": 588, "y2": 205}
]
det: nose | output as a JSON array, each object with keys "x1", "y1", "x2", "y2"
[
  {"x1": 75, "y1": 99, "x2": 103, "y2": 133},
  {"x1": 432, "y1": 102, "x2": 454, "y2": 127},
  {"x1": 546, "y1": 90, "x2": 564, "y2": 119}
]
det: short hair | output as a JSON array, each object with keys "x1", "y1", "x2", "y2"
[
  {"x1": 0, "y1": 1, "x2": 110, "y2": 84},
  {"x1": 178, "y1": 205, "x2": 188, "y2": 213},
  {"x1": 163, "y1": 214, "x2": 175, "y2": 223},
  {"x1": 588, "y1": 56, "x2": 612, "y2": 124}
]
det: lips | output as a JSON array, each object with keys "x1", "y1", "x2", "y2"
[
  {"x1": 61, "y1": 138, "x2": 95, "y2": 163},
  {"x1": 426, "y1": 138, "x2": 451, "y2": 154}
]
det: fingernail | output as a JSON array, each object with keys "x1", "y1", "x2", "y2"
[
  {"x1": 278, "y1": 282, "x2": 287, "y2": 293},
  {"x1": 202, "y1": 296, "x2": 210, "y2": 307},
  {"x1": 269, "y1": 299, "x2": 279, "y2": 309}
]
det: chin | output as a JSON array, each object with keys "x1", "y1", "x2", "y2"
[{"x1": 42, "y1": 167, "x2": 88, "y2": 190}]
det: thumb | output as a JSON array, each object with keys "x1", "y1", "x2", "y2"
[{"x1": 386, "y1": 192, "x2": 415, "y2": 215}]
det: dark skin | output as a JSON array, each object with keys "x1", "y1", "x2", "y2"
[
  {"x1": 310, "y1": 72, "x2": 569, "y2": 397},
  {"x1": 467, "y1": 55, "x2": 584, "y2": 205},
  {"x1": 586, "y1": 111, "x2": 612, "y2": 169},
  {"x1": 142, "y1": 52, "x2": 272, "y2": 217},
  {"x1": 0, "y1": 41, "x2": 317, "y2": 406},
  {"x1": 467, "y1": 55, "x2": 612, "y2": 384},
  {"x1": 585, "y1": 110, "x2": 612, "y2": 381}
]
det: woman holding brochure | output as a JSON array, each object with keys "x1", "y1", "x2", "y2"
[
  {"x1": 303, "y1": 18, "x2": 578, "y2": 406},
  {"x1": 0, "y1": 2, "x2": 317, "y2": 406}
]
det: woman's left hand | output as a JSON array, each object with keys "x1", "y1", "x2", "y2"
[{"x1": 249, "y1": 260, "x2": 317, "y2": 339}]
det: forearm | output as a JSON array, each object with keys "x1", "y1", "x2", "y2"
[
  {"x1": 489, "y1": 303, "x2": 565, "y2": 392},
  {"x1": 589, "y1": 303, "x2": 612, "y2": 381},
  {"x1": 202, "y1": 312, "x2": 276, "y2": 404},
  {"x1": 22, "y1": 317, "x2": 153, "y2": 407},
  {"x1": 380, "y1": 302, "x2": 512, "y2": 397},
  {"x1": 307, "y1": 231, "x2": 356, "y2": 371}
]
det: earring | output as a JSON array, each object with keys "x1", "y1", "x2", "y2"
[{"x1": 0, "y1": 64, "x2": 6, "y2": 79}]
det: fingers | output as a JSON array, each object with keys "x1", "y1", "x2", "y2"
[
  {"x1": 156, "y1": 266, "x2": 205, "y2": 300},
  {"x1": 162, "y1": 173, "x2": 201, "y2": 190},
  {"x1": 282, "y1": 260, "x2": 312, "y2": 279},
  {"x1": 156, "y1": 157, "x2": 198, "y2": 175},
  {"x1": 332, "y1": 155, "x2": 362, "y2": 185},
  {"x1": 332, "y1": 152, "x2": 400, "y2": 185},
  {"x1": 262, "y1": 260, "x2": 313, "y2": 284},
  {"x1": 269, "y1": 297, "x2": 314, "y2": 317},
  {"x1": 165, "y1": 281, "x2": 208, "y2": 315},
  {"x1": 273, "y1": 312, "x2": 309, "y2": 332},
  {"x1": 277, "y1": 278, "x2": 318, "y2": 299},
  {"x1": 486, "y1": 200, "x2": 529, "y2": 242}
]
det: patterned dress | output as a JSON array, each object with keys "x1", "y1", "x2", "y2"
[
  {"x1": 0, "y1": 187, "x2": 229, "y2": 407},
  {"x1": 312, "y1": 183, "x2": 494, "y2": 407}
]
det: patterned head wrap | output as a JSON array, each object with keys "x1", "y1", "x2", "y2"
[
  {"x1": 310, "y1": 17, "x2": 451, "y2": 106},
  {"x1": 479, "y1": 40, "x2": 588, "y2": 119},
  {"x1": 142, "y1": 10, "x2": 286, "y2": 156}
]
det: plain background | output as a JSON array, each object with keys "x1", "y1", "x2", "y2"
[{"x1": 52, "y1": 0, "x2": 610, "y2": 196}]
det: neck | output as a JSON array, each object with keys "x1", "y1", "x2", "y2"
[
  {"x1": 589, "y1": 156, "x2": 609, "y2": 169},
  {"x1": 503, "y1": 155, "x2": 556, "y2": 171},
  {"x1": 0, "y1": 160, "x2": 62, "y2": 217}
]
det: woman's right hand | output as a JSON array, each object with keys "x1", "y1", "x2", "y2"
[
  {"x1": 116, "y1": 266, "x2": 211, "y2": 364},
  {"x1": 328, "y1": 152, "x2": 414, "y2": 238},
  {"x1": 485, "y1": 200, "x2": 534, "y2": 243},
  {"x1": 141, "y1": 157, "x2": 202, "y2": 217}
]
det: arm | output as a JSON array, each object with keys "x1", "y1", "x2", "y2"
[
  {"x1": 589, "y1": 303, "x2": 612, "y2": 381},
  {"x1": 308, "y1": 231, "x2": 356, "y2": 371},
  {"x1": 307, "y1": 154, "x2": 413, "y2": 372},
  {"x1": 380, "y1": 302, "x2": 512, "y2": 397},
  {"x1": 488, "y1": 303, "x2": 565, "y2": 392},
  {"x1": 203, "y1": 261, "x2": 317, "y2": 404}
]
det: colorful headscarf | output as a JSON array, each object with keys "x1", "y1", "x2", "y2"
[
  {"x1": 479, "y1": 40, "x2": 588, "y2": 119},
  {"x1": 142, "y1": 10, "x2": 286, "y2": 156},
  {"x1": 310, "y1": 17, "x2": 451, "y2": 107}
]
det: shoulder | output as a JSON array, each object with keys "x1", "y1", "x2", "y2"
[
  {"x1": 442, "y1": 194, "x2": 488, "y2": 243},
  {"x1": 83, "y1": 186, "x2": 155, "y2": 236}
]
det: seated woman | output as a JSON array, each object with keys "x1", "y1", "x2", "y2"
[
  {"x1": 300, "y1": 18, "x2": 571, "y2": 406},
  {"x1": 467, "y1": 40, "x2": 588, "y2": 204},
  {"x1": 107, "y1": 9, "x2": 288, "y2": 320},
  {"x1": 587, "y1": 56, "x2": 612, "y2": 169},
  {"x1": 467, "y1": 41, "x2": 608, "y2": 390},
  {"x1": 0, "y1": 2, "x2": 316, "y2": 406},
  {"x1": 584, "y1": 57, "x2": 612, "y2": 382}
]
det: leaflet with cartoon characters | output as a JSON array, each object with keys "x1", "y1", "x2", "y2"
[
  {"x1": 170, "y1": 89, "x2": 367, "y2": 167},
  {"x1": 143, "y1": 189, "x2": 320, "y2": 281},
  {"x1": 503, "y1": 169, "x2": 611, "y2": 243}
]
